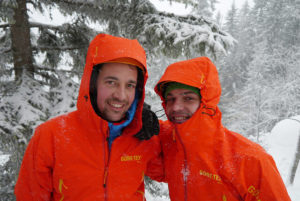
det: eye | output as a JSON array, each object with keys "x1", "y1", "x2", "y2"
[
  {"x1": 106, "y1": 80, "x2": 116, "y2": 86},
  {"x1": 184, "y1": 96, "x2": 194, "y2": 101},
  {"x1": 165, "y1": 97, "x2": 175, "y2": 103},
  {"x1": 127, "y1": 83, "x2": 136, "y2": 89}
]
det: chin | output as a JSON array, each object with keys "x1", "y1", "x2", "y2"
[
  {"x1": 98, "y1": 112, "x2": 122, "y2": 123},
  {"x1": 104, "y1": 115, "x2": 122, "y2": 122}
]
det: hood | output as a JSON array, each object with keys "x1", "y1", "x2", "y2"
[
  {"x1": 77, "y1": 33, "x2": 148, "y2": 133},
  {"x1": 155, "y1": 57, "x2": 224, "y2": 153},
  {"x1": 154, "y1": 57, "x2": 221, "y2": 110}
]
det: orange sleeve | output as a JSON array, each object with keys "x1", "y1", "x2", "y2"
[
  {"x1": 145, "y1": 131, "x2": 166, "y2": 182},
  {"x1": 244, "y1": 153, "x2": 291, "y2": 201},
  {"x1": 146, "y1": 150, "x2": 165, "y2": 182},
  {"x1": 145, "y1": 120, "x2": 173, "y2": 182},
  {"x1": 15, "y1": 125, "x2": 54, "y2": 201}
]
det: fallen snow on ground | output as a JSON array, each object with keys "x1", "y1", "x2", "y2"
[{"x1": 265, "y1": 115, "x2": 300, "y2": 200}]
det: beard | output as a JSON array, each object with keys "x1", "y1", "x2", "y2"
[{"x1": 98, "y1": 98, "x2": 130, "y2": 123}]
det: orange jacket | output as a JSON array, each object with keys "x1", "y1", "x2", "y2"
[
  {"x1": 15, "y1": 34, "x2": 163, "y2": 201},
  {"x1": 155, "y1": 57, "x2": 291, "y2": 201}
]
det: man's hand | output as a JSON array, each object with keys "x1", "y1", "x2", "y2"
[{"x1": 134, "y1": 103, "x2": 160, "y2": 140}]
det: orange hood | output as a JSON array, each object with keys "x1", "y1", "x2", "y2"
[
  {"x1": 77, "y1": 33, "x2": 148, "y2": 133},
  {"x1": 155, "y1": 57, "x2": 221, "y2": 110}
]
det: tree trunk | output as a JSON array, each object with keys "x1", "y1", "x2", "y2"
[
  {"x1": 11, "y1": 0, "x2": 34, "y2": 81},
  {"x1": 290, "y1": 119, "x2": 300, "y2": 184}
]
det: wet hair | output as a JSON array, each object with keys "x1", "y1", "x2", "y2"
[{"x1": 89, "y1": 63, "x2": 144, "y2": 117}]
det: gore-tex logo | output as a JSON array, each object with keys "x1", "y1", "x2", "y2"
[{"x1": 121, "y1": 155, "x2": 142, "y2": 162}]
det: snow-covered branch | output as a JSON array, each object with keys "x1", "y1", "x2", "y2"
[
  {"x1": 29, "y1": 21, "x2": 61, "y2": 30},
  {"x1": 32, "y1": 45, "x2": 86, "y2": 51},
  {"x1": 50, "y1": 0, "x2": 234, "y2": 57},
  {"x1": 34, "y1": 64, "x2": 81, "y2": 74},
  {"x1": 0, "y1": 23, "x2": 11, "y2": 29},
  {"x1": 0, "y1": 47, "x2": 11, "y2": 54}
]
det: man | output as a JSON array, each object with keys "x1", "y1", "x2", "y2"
[
  {"x1": 154, "y1": 57, "x2": 291, "y2": 201},
  {"x1": 15, "y1": 34, "x2": 161, "y2": 201}
]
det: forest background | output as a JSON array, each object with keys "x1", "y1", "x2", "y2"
[{"x1": 0, "y1": 0, "x2": 299, "y2": 200}]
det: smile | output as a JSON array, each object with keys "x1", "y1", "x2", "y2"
[
  {"x1": 173, "y1": 116, "x2": 187, "y2": 120},
  {"x1": 109, "y1": 103, "x2": 123, "y2": 108},
  {"x1": 171, "y1": 115, "x2": 190, "y2": 123}
]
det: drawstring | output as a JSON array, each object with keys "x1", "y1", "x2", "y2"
[
  {"x1": 155, "y1": 108, "x2": 164, "y2": 114},
  {"x1": 155, "y1": 108, "x2": 166, "y2": 118},
  {"x1": 153, "y1": 105, "x2": 216, "y2": 117},
  {"x1": 201, "y1": 105, "x2": 216, "y2": 116}
]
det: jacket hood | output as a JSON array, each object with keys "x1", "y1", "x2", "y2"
[
  {"x1": 156, "y1": 58, "x2": 290, "y2": 201},
  {"x1": 154, "y1": 57, "x2": 221, "y2": 109},
  {"x1": 77, "y1": 33, "x2": 148, "y2": 133}
]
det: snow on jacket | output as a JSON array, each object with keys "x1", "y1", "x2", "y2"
[
  {"x1": 155, "y1": 57, "x2": 291, "y2": 201},
  {"x1": 15, "y1": 34, "x2": 163, "y2": 201}
]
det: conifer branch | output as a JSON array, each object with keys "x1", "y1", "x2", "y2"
[
  {"x1": 0, "y1": 23, "x2": 11, "y2": 29},
  {"x1": 29, "y1": 22, "x2": 61, "y2": 30},
  {"x1": 32, "y1": 45, "x2": 86, "y2": 51},
  {"x1": 0, "y1": 47, "x2": 11, "y2": 54}
]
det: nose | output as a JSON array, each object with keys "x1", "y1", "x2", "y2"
[
  {"x1": 113, "y1": 85, "x2": 126, "y2": 101},
  {"x1": 172, "y1": 99, "x2": 184, "y2": 111}
]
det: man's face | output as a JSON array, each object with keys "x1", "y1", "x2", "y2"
[
  {"x1": 165, "y1": 88, "x2": 200, "y2": 124},
  {"x1": 96, "y1": 63, "x2": 138, "y2": 122}
]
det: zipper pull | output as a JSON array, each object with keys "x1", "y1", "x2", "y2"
[
  {"x1": 172, "y1": 129, "x2": 176, "y2": 141},
  {"x1": 103, "y1": 168, "x2": 108, "y2": 188}
]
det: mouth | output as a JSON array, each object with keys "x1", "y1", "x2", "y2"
[
  {"x1": 171, "y1": 115, "x2": 189, "y2": 123},
  {"x1": 108, "y1": 101, "x2": 126, "y2": 111}
]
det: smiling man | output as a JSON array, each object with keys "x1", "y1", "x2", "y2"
[
  {"x1": 95, "y1": 63, "x2": 138, "y2": 122},
  {"x1": 155, "y1": 57, "x2": 291, "y2": 201},
  {"x1": 15, "y1": 34, "x2": 162, "y2": 201},
  {"x1": 164, "y1": 82, "x2": 201, "y2": 124}
]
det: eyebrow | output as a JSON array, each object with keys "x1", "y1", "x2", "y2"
[
  {"x1": 104, "y1": 76, "x2": 137, "y2": 84},
  {"x1": 104, "y1": 76, "x2": 118, "y2": 81},
  {"x1": 128, "y1": 80, "x2": 137, "y2": 84},
  {"x1": 167, "y1": 91, "x2": 197, "y2": 96}
]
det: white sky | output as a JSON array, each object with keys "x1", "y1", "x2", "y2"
[
  {"x1": 215, "y1": 0, "x2": 254, "y2": 16},
  {"x1": 149, "y1": 0, "x2": 254, "y2": 17}
]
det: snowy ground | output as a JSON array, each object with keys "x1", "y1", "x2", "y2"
[{"x1": 265, "y1": 115, "x2": 300, "y2": 200}]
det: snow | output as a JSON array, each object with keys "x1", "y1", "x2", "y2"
[
  {"x1": 28, "y1": 3, "x2": 73, "y2": 26},
  {"x1": 149, "y1": 0, "x2": 254, "y2": 20},
  {"x1": 143, "y1": 13, "x2": 235, "y2": 56},
  {"x1": 0, "y1": 154, "x2": 10, "y2": 166},
  {"x1": 215, "y1": 0, "x2": 254, "y2": 17},
  {"x1": 146, "y1": 189, "x2": 170, "y2": 201},
  {"x1": 149, "y1": 0, "x2": 191, "y2": 16},
  {"x1": 1, "y1": 0, "x2": 298, "y2": 200},
  {"x1": 265, "y1": 115, "x2": 300, "y2": 200}
]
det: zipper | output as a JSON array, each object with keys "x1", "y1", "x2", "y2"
[
  {"x1": 174, "y1": 127, "x2": 188, "y2": 201},
  {"x1": 103, "y1": 129, "x2": 110, "y2": 201}
]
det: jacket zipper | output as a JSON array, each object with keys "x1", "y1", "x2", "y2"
[
  {"x1": 174, "y1": 127, "x2": 188, "y2": 201},
  {"x1": 103, "y1": 129, "x2": 110, "y2": 201}
]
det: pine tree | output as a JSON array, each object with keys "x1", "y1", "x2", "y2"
[
  {"x1": 0, "y1": 74, "x2": 50, "y2": 199},
  {"x1": 217, "y1": 1, "x2": 241, "y2": 100},
  {"x1": 222, "y1": 0, "x2": 300, "y2": 140},
  {"x1": 246, "y1": 0, "x2": 300, "y2": 134}
]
